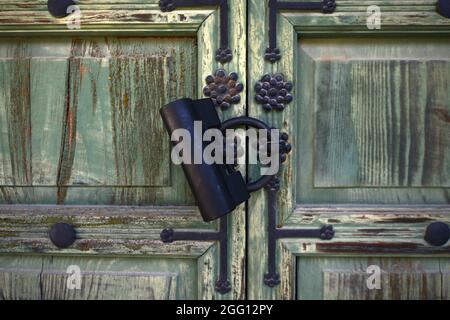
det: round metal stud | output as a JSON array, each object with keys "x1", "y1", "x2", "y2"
[
  {"x1": 424, "y1": 222, "x2": 450, "y2": 247},
  {"x1": 47, "y1": 0, "x2": 76, "y2": 18},
  {"x1": 438, "y1": 0, "x2": 450, "y2": 18},
  {"x1": 49, "y1": 223, "x2": 77, "y2": 248},
  {"x1": 255, "y1": 73, "x2": 293, "y2": 111}
]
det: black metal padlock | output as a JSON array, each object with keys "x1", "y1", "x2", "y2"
[{"x1": 160, "y1": 98, "x2": 250, "y2": 222}]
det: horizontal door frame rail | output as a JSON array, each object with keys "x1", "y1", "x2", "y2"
[
  {"x1": 274, "y1": 206, "x2": 450, "y2": 299},
  {"x1": 0, "y1": 205, "x2": 225, "y2": 299},
  {"x1": 160, "y1": 0, "x2": 232, "y2": 63},
  {"x1": 0, "y1": 205, "x2": 216, "y2": 257},
  {"x1": 0, "y1": 4, "x2": 213, "y2": 35},
  {"x1": 282, "y1": 206, "x2": 450, "y2": 257}
]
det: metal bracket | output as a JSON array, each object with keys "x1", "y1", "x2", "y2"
[
  {"x1": 160, "y1": 0, "x2": 232, "y2": 63},
  {"x1": 438, "y1": 0, "x2": 450, "y2": 18},
  {"x1": 265, "y1": 0, "x2": 336, "y2": 62},
  {"x1": 161, "y1": 216, "x2": 231, "y2": 294},
  {"x1": 263, "y1": 177, "x2": 334, "y2": 287}
]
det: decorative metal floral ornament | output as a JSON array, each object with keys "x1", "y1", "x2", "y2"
[
  {"x1": 203, "y1": 69, "x2": 244, "y2": 110},
  {"x1": 255, "y1": 73, "x2": 293, "y2": 111}
]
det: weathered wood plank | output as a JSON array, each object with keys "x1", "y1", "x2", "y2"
[
  {"x1": 0, "y1": 37, "x2": 197, "y2": 205},
  {"x1": 41, "y1": 256, "x2": 195, "y2": 300},
  {"x1": 442, "y1": 259, "x2": 450, "y2": 300},
  {"x1": 30, "y1": 58, "x2": 67, "y2": 186},
  {"x1": 0, "y1": 254, "x2": 199, "y2": 300},
  {"x1": 0, "y1": 56, "x2": 32, "y2": 186},
  {"x1": 0, "y1": 255, "x2": 42, "y2": 300},
  {"x1": 312, "y1": 42, "x2": 450, "y2": 188},
  {"x1": 298, "y1": 257, "x2": 443, "y2": 300},
  {"x1": 0, "y1": 9, "x2": 212, "y2": 35},
  {"x1": 284, "y1": 11, "x2": 450, "y2": 35},
  {"x1": 297, "y1": 36, "x2": 450, "y2": 204}
]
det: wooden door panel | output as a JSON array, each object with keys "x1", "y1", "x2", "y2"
[
  {"x1": 298, "y1": 37, "x2": 450, "y2": 203},
  {"x1": 0, "y1": 37, "x2": 195, "y2": 205},
  {"x1": 297, "y1": 257, "x2": 444, "y2": 300},
  {"x1": 0, "y1": 256, "x2": 42, "y2": 300}
]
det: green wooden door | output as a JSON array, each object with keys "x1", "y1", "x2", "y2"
[
  {"x1": 248, "y1": 0, "x2": 450, "y2": 300},
  {"x1": 0, "y1": 0, "x2": 246, "y2": 300}
]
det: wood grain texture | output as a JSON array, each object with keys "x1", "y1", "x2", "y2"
[
  {"x1": 0, "y1": 255, "x2": 198, "y2": 300},
  {"x1": 282, "y1": 206, "x2": 450, "y2": 255},
  {"x1": 0, "y1": 205, "x2": 214, "y2": 256},
  {"x1": 309, "y1": 38, "x2": 450, "y2": 188},
  {"x1": 0, "y1": 256, "x2": 42, "y2": 300},
  {"x1": 297, "y1": 257, "x2": 445, "y2": 300},
  {"x1": 298, "y1": 37, "x2": 450, "y2": 204},
  {"x1": 0, "y1": 206, "x2": 219, "y2": 299},
  {"x1": 41, "y1": 256, "x2": 195, "y2": 300},
  {"x1": 443, "y1": 259, "x2": 450, "y2": 300},
  {"x1": 283, "y1": 0, "x2": 450, "y2": 35},
  {"x1": 0, "y1": 0, "x2": 212, "y2": 35},
  {"x1": 0, "y1": 56, "x2": 32, "y2": 187},
  {"x1": 0, "y1": 37, "x2": 197, "y2": 205}
]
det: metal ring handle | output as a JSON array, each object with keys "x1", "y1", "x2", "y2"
[{"x1": 220, "y1": 116, "x2": 275, "y2": 193}]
